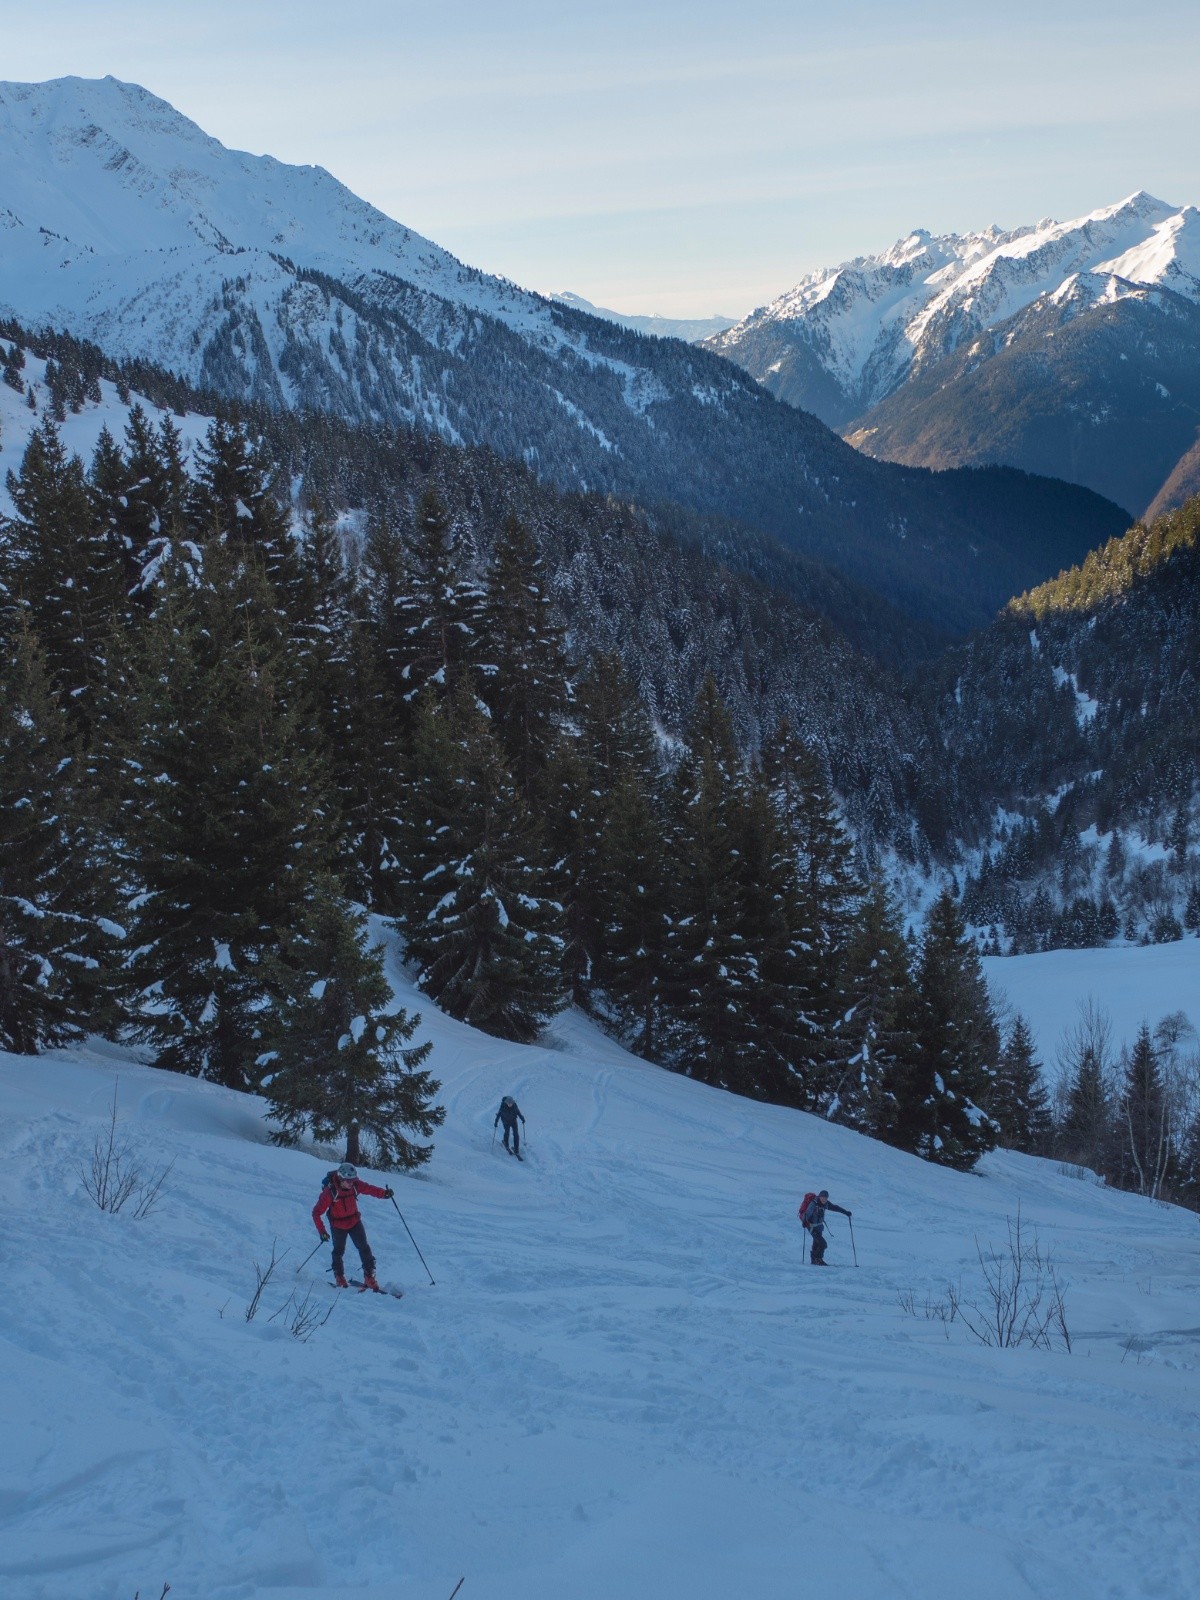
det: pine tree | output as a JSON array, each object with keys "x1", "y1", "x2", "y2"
[
  {"x1": 262, "y1": 882, "x2": 443, "y2": 1168},
  {"x1": 0, "y1": 618, "x2": 118, "y2": 1050},
  {"x1": 123, "y1": 541, "x2": 337, "y2": 1086},
  {"x1": 990, "y1": 1013, "x2": 1053, "y2": 1153},
  {"x1": 898, "y1": 889, "x2": 1000, "y2": 1169},
  {"x1": 394, "y1": 679, "x2": 565, "y2": 1041}
]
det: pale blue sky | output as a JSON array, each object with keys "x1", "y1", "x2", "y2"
[{"x1": 4, "y1": 0, "x2": 1198, "y2": 316}]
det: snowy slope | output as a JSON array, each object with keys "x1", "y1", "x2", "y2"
[
  {"x1": 984, "y1": 938, "x2": 1200, "y2": 1068},
  {"x1": 3, "y1": 933, "x2": 1198, "y2": 1600},
  {"x1": 0, "y1": 345, "x2": 212, "y2": 516}
]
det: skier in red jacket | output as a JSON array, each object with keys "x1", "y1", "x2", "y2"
[{"x1": 312, "y1": 1162, "x2": 393, "y2": 1289}]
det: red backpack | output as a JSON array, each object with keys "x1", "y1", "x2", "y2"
[{"x1": 798, "y1": 1192, "x2": 818, "y2": 1228}]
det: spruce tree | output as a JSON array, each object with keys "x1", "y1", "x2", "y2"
[
  {"x1": 3, "y1": 420, "x2": 121, "y2": 737},
  {"x1": 834, "y1": 877, "x2": 916, "y2": 1136},
  {"x1": 557, "y1": 654, "x2": 662, "y2": 1005},
  {"x1": 899, "y1": 889, "x2": 1000, "y2": 1169},
  {"x1": 0, "y1": 618, "x2": 118, "y2": 1050},
  {"x1": 395, "y1": 679, "x2": 565, "y2": 1041},
  {"x1": 1057, "y1": 1018, "x2": 1113, "y2": 1175},
  {"x1": 262, "y1": 882, "x2": 444, "y2": 1168},
  {"x1": 394, "y1": 486, "x2": 484, "y2": 704},
  {"x1": 123, "y1": 541, "x2": 336, "y2": 1086},
  {"x1": 480, "y1": 513, "x2": 569, "y2": 799},
  {"x1": 761, "y1": 719, "x2": 860, "y2": 1080},
  {"x1": 731, "y1": 765, "x2": 821, "y2": 1105},
  {"x1": 188, "y1": 418, "x2": 307, "y2": 621},
  {"x1": 990, "y1": 1013, "x2": 1053, "y2": 1153},
  {"x1": 88, "y1": 408, "x2": 192, "y2": 612},
  {"x1": 592, "y1": 771, "x2": 672, "y2": 1058},
  {"x1": 660, "y1": 677, "x2": 758, "y2": 1089}
]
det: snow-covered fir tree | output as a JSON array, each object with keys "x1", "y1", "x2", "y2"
[
  {"x1": 0, "y1": 617, "x2": 119, "y2": 1050},
  {"x1": 897, "y1": 889, "x2": 1000, "y2": 1169},
  {"x1": 262, "y1": 879, "x2": 444, "y2": 1168},
  {"x1": 394, "y1": 677, "x2": 565, "y2": 1041}
]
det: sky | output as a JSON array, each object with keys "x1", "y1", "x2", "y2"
[{"x1": 3, "y1": 0, "x2": 1199, "y2": 317}]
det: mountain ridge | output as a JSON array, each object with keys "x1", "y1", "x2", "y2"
[
  {"x1": 0, "y1": 75, "x2": 1131, "y2": 637},
  {"x1": 709, "y1": 192, "x2": 1200, "y2": 515}
]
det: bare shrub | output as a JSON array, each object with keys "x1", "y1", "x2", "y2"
[
  {"x1": 898, "y1": 1283, "x2": 960, "y2": 1340},
  {"x1": 245, "y1": 1240, "x2": 283, "y2": 1322},
  {"x1": 80, "y1": 1084, "x2": 174, "y2": 1217},
  {"x1": 268, "y1": 1287, "x2": 336, "y2": 1342},
  {"x1": 955, "y1": 1208, "x2": 1071, "y2": 1352},
  {"x1": 900, "y1": 1209, "x2": 1071, "y2": 1353}
]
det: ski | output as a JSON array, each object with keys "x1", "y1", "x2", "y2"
[{"x1": 348, "y1": 1279, "x2": 405, "y2": 1299}]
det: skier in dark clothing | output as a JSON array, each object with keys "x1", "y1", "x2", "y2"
[
  {"x1": 799, "y1": 1189, "x2": 851, "y2": 1265},
  {"x1": 312, "y1": 1162, "x2": 393, "y2": 1288},
  {"x1": 494, "y1": 1096, "x2": 525, "y2": 1156}
]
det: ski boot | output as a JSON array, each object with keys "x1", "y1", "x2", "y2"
[
  {"x1": 335, "y1": 1271, "x2": 349, "y2": 1288},
  {"x1": 361, "y1": 1270, "x2": 380, "y2": 1292}
]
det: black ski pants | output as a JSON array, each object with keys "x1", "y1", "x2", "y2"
[
  {"x1": 331, "y1": 1221, "x2": 375, "y2": 1277},
  {"x1": 500, "y1": 1117, "x2": 521, "y2": 1154},
  {"x1": 808, "y1": 1224, "x2": 828, "y2": 1263}
]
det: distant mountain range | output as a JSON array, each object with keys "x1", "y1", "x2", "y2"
[
  {"x1": 0, "y1": 76, "x2": 1129, "y2": 637},
  {"x1": 707, "y1": 193, "x2": 1200, "y2": 517},
  {"x1": 549, "y1": 292, "x2": 735, "y2": 344}
]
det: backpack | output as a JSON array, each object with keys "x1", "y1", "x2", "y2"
[{"x1": 798, "y1": 1192, "x2": 818, "y2": 1228}]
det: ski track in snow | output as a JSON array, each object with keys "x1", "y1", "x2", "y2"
[{"x1": 1, "y1": 937, "x2": 1199, "y2": 1599}]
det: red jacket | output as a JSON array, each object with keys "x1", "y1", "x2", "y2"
[{"x1": 313, "y1": 1177, "x2": 388, "y2": 1234}]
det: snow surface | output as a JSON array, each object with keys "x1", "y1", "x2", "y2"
[
  {"x1": 3, "y1": 931, "x2": 1199, "y2": 1600},
  {"x1": 984, "y1": 937, "x2": 1200, "y2": 1070}
]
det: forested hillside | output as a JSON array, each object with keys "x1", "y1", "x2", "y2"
[{"x1": 930, "y1": 496, "x2": 1200, "y2": 950}]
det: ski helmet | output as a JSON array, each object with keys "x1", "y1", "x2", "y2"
[{"x1": 337, "y1": 1162, "x2": 358, "y2": 1180}]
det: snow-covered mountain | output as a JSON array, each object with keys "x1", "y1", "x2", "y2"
[
  {"x1": 3, "y1": 927, "x2": 1199, "y2": 1598},
  {"x1": 0, "y1": 76, "x2": 1132, "y2": 637},
  {"x1": 709, "y1": 193, "x2": 1200, "y2": 514},
  {"x1": 550, "y1": 291, "x2": 736, "y2": 344}
]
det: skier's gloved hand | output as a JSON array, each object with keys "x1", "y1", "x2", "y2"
[
  {"x1": 384, "y1": 1187, "x2": 395, "y2": 1198},
  {"x1": 319, "y1": 1229, "x2": 330, "y2": 1242}
]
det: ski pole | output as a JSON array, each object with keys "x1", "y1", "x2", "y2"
[
  {"x1": 848, "y1": 1216, "x2": 858, "y2": 1267},
  {"x1": 390, "y1": 1193, "x2": 436, "y2": 1286},
  {"x1": 490, "y1": 1125, "x2": 496, "y2": 1153},
  {"x1": 448, "y1": 1580, "x2": 465, "y2": 1600},
  {"x1": 296, "y1": 1237, "x2": 326, "y2": 1275}
]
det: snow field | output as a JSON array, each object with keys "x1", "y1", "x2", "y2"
[
  {"x1": 1, "y1": 938, "x2": 1198, "y2": 1600},
  {"x1": 983, "y1": 938, "x2": 1200, "y2": 1068}
]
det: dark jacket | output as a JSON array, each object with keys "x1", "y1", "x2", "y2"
[
  {"x1": 495, "y1": 1098, "x2": 524, "y2": 1129},
  {"x1": 800, "y1": 1195, "x2": 850, "y2": 1231}
]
